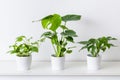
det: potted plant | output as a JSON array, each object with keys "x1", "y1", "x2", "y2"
[
  {"x1": 33, "y1": 14, "x2": 81, "y2": 70},
  {"x1": 78, "y1": 36, "x2": 117, "y2": 70},
  {"x1": 8, "y1": 36, "x2": 41, "y2": 71}
]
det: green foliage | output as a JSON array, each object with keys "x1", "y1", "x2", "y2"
[
  {"x1": 61, "y1": 29, "x2": 78, "y2": 37},
  {"x1": 8, "y1": 36, "x2": 41, "y2": 57},
  {"x1": 41, "y1": 14, "x2": 62, "y2": 31},
  {"x1": 78, "y1": 36, "x2": 117, "y2": 57},
  {"x1": 62, "y1": 14, "x2": 81, "y2": 22},
  {"x1": 35, "y1": 14, "x2": 81, "y2": 57},
  {"x1": 41, "y1": 30, "x2": 77, "y2": 57}
]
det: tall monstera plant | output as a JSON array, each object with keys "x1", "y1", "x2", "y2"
[{"x1": 36, "y1": 14, "x2": 81, "y2": 57}]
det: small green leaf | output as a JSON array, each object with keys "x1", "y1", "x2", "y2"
[
  {"x1": 68, "y1": 46, "x2": 76, "y2": 49},
  {"x1": 16, "y1": 36, "x2": 25, "y2": 42},
  {"x1": 60, "y1": 40, "x2": 63, "y2": 45},
  {"x1": 79, "y1": 46, "x2": 88, "y2": 51},
  {"x1": 87, "y1": 45, "x2": 93, "y2": 52},
  {"x1": 107, "y1": 36, "x2": 117, "y2": 40},
  {"x1": 101, "y1": 46, "x2": 106, "y2": 52},
  {"x1": 31, "y1": 46, "x2": 39, "y2": 52},
  {"x1": 91, "y1": 46, "x2": 95, "y2": 53},
  {"x1": 9, "y1": 50, "x2": 16, "y2": 54},
  {"x1": 41, "y1": 31, "x2": 54, "y2": 38},
  {"x1": 65, "y1": 36, "x2": 74, "y2": 42},
  {"x1": 39, "y1": 38, "x2": 46, "y2": 42},
  {"x1": 107, "y1": 44, "x2": 111, "y2": 48},
  {"x1": 63, "y1": 42, "x2": 67, "y2": 46},
  {"x1": 89, "y1": 38, "x2": 96, "y2": 43},
  {"x1": 66, "y1": 50, "x2": 72, "y2": 54},
  {"x1": 78, "y1": 41, "x2": 88, "y2": 44},
  {"x1": 61, "y1": 29, "x2": 78, "y2": 37},
  {"x1": 60, "y1": 25, "x2": 68, "y2": 30},
  {"x1": 62, "y1": 14, "x2": 81, "y2": 22},
  {"x1": 61, "y1": 48, "x2": 66, "y2": 53}
]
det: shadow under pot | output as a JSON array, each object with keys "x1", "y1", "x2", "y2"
[
  {"x1": 51, "y1": 55, "x2": 65, "y2": 71},
  {"x1": 16, "y1": 55, "x2": 32, "y2": 71},
  {"x1": 87, "y1": 54, "x2": 101, "y2": 71}
]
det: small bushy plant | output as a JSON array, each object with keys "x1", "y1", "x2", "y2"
[
  {"x1": 8, "y1": 36, "x2": 42, "y2": 57},
  {"x1": 78, "y1": 36, "x2": 117, "y2": 57}
]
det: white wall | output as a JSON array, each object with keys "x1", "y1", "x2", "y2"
[{"x1": 0, "y1": 0, "x2": 120, "y2": 61}]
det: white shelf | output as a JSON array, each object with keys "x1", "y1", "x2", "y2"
[{"x1": 0, "y1": 61, "x2": 120, "y2": 76}]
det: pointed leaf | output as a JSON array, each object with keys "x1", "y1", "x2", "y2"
[
  {"x1": 41, "y1": 31, "x2": 54, "y2": 38},
  {"x1": 62, "y1": 14, "x2": 81, "y2": 22},
  {"x1": 61, "y1": 48, "x2": 66, "y2": 53},
  {"x1": 78, "y1": 41, "x2": 88, "y2": 44},
  {"x1": 16, "y1": 36, "x2": 25, "y2": 42},
  {"x1": 65, "y1": 36, "x2": 74, "y2": 42},
  {"x1": 61, "y1": 29, "x2": 78, "y2": 37},
  {"x1": 66, "y1": 50, "x2": 72, "y2": 54},
  {"x1": 60, "y1": 25, "x2": 68, "y2": 30},
  {"x1": 31, "y1": 46, "x2": 39, "y2": 52}
]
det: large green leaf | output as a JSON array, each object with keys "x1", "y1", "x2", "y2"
[
  {"x1": 41, "y1": 14, "x2": 62, "y2": 31},
  {"x1": 62, "y1": 14, "x2": 81, "y2": 22}
]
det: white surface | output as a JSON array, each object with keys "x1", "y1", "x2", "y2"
[
  {"x1": 0, "y1": 0, "x2": 119, "y2": 61},
  {"x1": 0, "y1": 76, "x2": 120, "y2": 80},
  {"x1": 0, "y1": 61, "x2": 120, "y2": 76}
]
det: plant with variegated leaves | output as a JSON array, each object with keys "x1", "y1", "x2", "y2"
[
  {"x1": 8, "y1": 36, "x2": 43, "y2": 57},
  {"x1": 78, "y1": 36, "x2": 117, "y2": 57}
]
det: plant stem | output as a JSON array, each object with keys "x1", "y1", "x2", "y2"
[
  {"x1": 64, "y1": 21, "x2": 67, "y2": 26},
  {"x1": 51, "y1": 44, "x2": 57, "y2": 56}
]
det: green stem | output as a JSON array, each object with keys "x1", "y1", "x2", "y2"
[
  {"x1": 57, "y1": 45, "x2": 60, "y2": 57},
  {"x1": 51, "y1": 44, "x2": 57, "y2": 56},
  {"x1": 64, "y1": 21, "x2": 67, "y2": 26}
]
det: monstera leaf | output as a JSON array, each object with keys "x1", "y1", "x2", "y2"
[{"x1": 41, "y1": 14, "x2": 62, "y2": 31}]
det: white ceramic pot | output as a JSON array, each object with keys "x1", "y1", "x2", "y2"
[
  {"x1": 16, "y1": 55, "x2": 32, "y2": 71},
  {"x1": 51, "y1": 55, "x2": 65, "y2": 70},
  {"x1": 87, "y1": 54, "x2": 101, "y2": 71}
]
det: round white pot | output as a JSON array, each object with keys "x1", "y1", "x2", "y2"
[
  {"x1": 16, "y1": 55, "x2": 32, "y2": 71},
  {"x1": 87, "y1": 54, "x2": 101, "y2": 71},
  {"x1": 51, "y1": 55, "x2": 65, "y2": 70}
]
